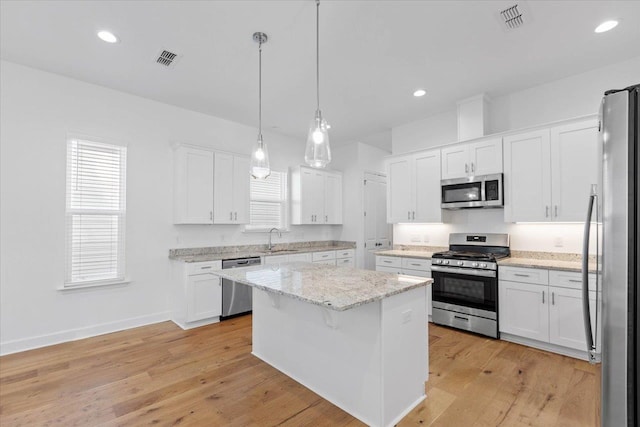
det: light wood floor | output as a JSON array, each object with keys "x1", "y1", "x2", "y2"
[{"x1": 0, "y1": 316, "x2": 601, "y2": 426}]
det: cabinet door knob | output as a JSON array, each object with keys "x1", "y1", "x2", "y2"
[
  {"x1": 545, "y1": 206, "x2": 549, "y2": 218},
  {"x1": 210, "y1": 211, "x2": 213, "y2": 220},
  {"x1": 408, "y1": 211, "x2": 411, "y2": 220},
  {"x1": 230, "y1": 212, "x2": 233, "y2": 220},
  {"x1": 552, "y1": 292, "x2": 555, "y2": 305},
  {"x1": 465, "y1": 163, "x2": 469, "y2": 173},
  {"x1": 542, "y1": 291, "x2": 545, "y2": 304},
  {"x1": 471, "y1": 163, "x2": 475, "y2": 173},
  {"x1": 412, "y1": 211, "x2": 415, "y2": 220},
  {"x1": 554, "y1": 206, "x2": 558, "y2": 217},
  {"x1": 234, "y1": 212, "x2": 237, "y2": 221},
  {"x1": 325, "y1": 215, "x2": 328, "y2": 222}
]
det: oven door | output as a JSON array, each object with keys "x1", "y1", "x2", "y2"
[
  {"x1": 441, "y1": 179, "x2": 483, "y2": 209},
  {"x1": 431, "y1": 267, "x2": 497, "y2": 319}
]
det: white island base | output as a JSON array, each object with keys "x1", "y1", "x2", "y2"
[{"x1": 252, "y1": 286, "x2": 428, "y2": 427}]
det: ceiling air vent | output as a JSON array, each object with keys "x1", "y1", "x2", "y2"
[
  {"x1": 500, "y1": 4, "x2": 524, "y2": 29},
  {"x1": 156, "y1": 49, "x2": 181, "y2": 67}
]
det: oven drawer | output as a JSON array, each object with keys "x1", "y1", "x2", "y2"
[
  {"x1": 401, "y1": 258, "x2": 431, "y2": 271},
  {"x1": 499, "y1": 266, "x2": 548, "y2": 285},
  {"x1": 376, "y1": 256, "x2": 401, "y2": 268}
]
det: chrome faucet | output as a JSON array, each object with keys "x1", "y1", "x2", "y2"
[{"x1": 268, "y1": 227, "x2": 281, "y2": 251}]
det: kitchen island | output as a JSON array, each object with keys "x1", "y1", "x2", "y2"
[{"x1": 213, "y1": 262, "x2": 432, "y2": 427}]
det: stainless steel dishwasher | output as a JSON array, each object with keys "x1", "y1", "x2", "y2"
[{"x1": 221, "y1": 257, "x2": 261, "y2": 319}]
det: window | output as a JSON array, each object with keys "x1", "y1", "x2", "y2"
[
  {"x1": 65, "y1": 138, "x2": 127, "y2": 287},
  {"x1": 247, "y1": 171, "x2": 287, "y2": 231}
]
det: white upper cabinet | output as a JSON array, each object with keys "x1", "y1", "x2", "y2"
[
  {"x1": 550, "y1": 120, "x2": 599, "y2": 222},
  {"x1": 441, "y1": 137, "x2": 503, "y2": 180},
  {"x1": 173, "y1": 145, "x2": 250, "y2": 225},
  {"x1": 174, "y1": 146, "x2": 214, "y2": 224},
  {"x1": 213, "y1": 153, "x2": 250, "y2": 224},
  {"x1": 291, "y1": 166, "x2": 343, "y2": 225},
  {"x1": 504, "y1": 118, "x2": 598, "y2": 222},
  {"x1": 386, "y1": 156, "x2": 413, "y2": 223},
  {"x1": 413, "y1": 150, "x2": 442, "y2": 223},
  {"x1": 387, "y1": 149, "x2": 441, "y2": 224},
  {"x1": 504, "y1": 129, "x2": 552, "y2": 222},
  {"x1": 324, "y1": 171, "x2": 343, "y2": 224}
]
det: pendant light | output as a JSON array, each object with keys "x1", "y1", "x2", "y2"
[
  {"x1": 250, "y1": 32, "x2": 271, "y2": 179},
  {"x1": 304, "y1": 0, "x2": 331, "y2": 169}
]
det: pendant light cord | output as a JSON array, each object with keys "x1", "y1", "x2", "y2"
[
  {"x1": 316, "y1": 0, "x2": 320, "y2": 113},
  {"x1": 259, "y1": 39, "x2": 263, "y2": 138}
]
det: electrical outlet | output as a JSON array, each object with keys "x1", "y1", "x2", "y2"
[
  {"x1": 423, "y1": 235, "x2": 430, "y2": 243},
  {"x1": 410, "y1": 235, "x2": 421, "y2": 243},
  {"x1": 402, "y1": 309, "x2": 413, "y2": 324},
  {"x1": 554, "y1": 236, "x2": 563, "y2": 247}
]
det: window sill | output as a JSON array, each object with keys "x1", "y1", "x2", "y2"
[
  {"x1": 243, "y1": 228, "x2": 290, "y2": 234},
  {"x1": 58, "y1": 278, "x2": 131, "y2": 291}
]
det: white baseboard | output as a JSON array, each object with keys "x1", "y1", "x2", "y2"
[
  {"x1": 0, "y1": 311, "x2": 172, "y2": 356},
  {"x1": 500, "y1": 333, "x2": 589, "y2": 361}
]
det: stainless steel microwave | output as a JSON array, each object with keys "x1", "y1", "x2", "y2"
[{"x1": 441, "y1": 173, "x2": 503, "y2": 209}]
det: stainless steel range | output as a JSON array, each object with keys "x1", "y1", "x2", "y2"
[{"x1": 431, "y1": 233, "x2": 510, "y2": 338}]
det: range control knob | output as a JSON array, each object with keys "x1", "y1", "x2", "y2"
[
  {"x1": 443, "y1": 260, "x2": 450, "y2": 265},
  {"x1": 434, "y1": 259, "x2": 441, "y2": 264},
  {"x1": 472, "y1": 262, "x2": 479, "y2": 268},
  {"x1": 480, "y1": 263, "x2": 487, "y2": 268},
  {"x1": 457, "y1": 261, "x2": 464, "y2": 266}
]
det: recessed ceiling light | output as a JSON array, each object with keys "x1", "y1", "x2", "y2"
[
  {"x1": 413, "y1": 89, "x2": 426, "y2": 97},
  {"x1": 595, "y1": 20, "x2": 618, "y2": 33},
  {"x1": 97, "y1": 30, "x2": 119, "y2": 43}
]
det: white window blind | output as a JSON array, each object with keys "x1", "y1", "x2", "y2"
[
  {"x1": 247, "y1": 171, "x2": 287, "y2": 230},
  {"x1": 65, "y1": 138, "x2": 127, "y2": 286}
]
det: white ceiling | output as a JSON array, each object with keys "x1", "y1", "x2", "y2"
[{"x1": 2, "y1": 1, "x2": 639, "y2": 151}]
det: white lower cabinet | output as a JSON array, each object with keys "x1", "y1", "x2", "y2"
[
  {"x1": 499, "y1": 266, "x2": 601, "y2": 359},
  {"x1": 265, "y1": 250, "x2": 353, "y2": 267},
  {"x1": 549, "y1": 286, "x2": 599, "y2": 350},
  {"x1": 499, "y1": 280, "x2": 550, "y2": 342},
  {"x1": 172, "y1": 260, "x2": 223, "y2": 329},
  {"x1": 376, "y1": 255, "x2": 433, "y2": 319},
  {"x1": 187, "y1": 274, "x2": 222, "y2": 322}
]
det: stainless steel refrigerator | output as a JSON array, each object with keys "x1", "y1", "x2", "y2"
[{"x1": 583, "y1": 84, "x2": 638, "y2": 426}]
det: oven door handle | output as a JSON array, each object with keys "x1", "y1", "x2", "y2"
[{"x1": 431, "y1": 265, "x2": 496, "y2": 278}]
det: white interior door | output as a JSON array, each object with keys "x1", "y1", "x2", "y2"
[{"x1": 364, "y1": 172, "x2": 390, "y2": 270}]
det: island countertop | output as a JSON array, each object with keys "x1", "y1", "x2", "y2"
[{"x1": 213, "y1": 262, "x2": 432, "y2": 312}]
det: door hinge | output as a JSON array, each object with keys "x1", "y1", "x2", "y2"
[
  {"x1": 364, "y1": 242, "x2": 366, "y2": 248},
  {"x1": 364, "y1": 179, "x2": 367, "y2": 185},
  {"x1": 364, "y1": 211, "x2": 367, "y2": 216}
]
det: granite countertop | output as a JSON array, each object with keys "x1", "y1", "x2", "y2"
[
  {"x1": 375, "y1": 247, "x2": 596, "y2": 273},
  {"x1": 169, "y1": 241, "x2": 356, "y2": 263},
  {"x1": 211, "y1": 262, "x2": 432, "y2": 311},
  {"x1": 498, "y1": 257, "x2": 597, "y2": 273}
]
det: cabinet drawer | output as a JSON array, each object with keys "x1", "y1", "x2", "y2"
[
  {"x1": 376, "y1": 265, "x2": 402, "y2": 274},
  {"x1": 549, "y1": 270, "x2": 597, "y2": 291},
  {"x1": 187, "y1": 261, "x2": 222, "y2": 275},
  {"x1": 499, "y1": 266, "x2": 548, "y2": 285},
  {"x1": 264, "y1": 255, "x2": 288, "y2": 265},
  {"x1": 288, "y1": 253, "x2": 311, "y2": 262},
  {"x1": 312, "y1": 251, "x2": 336, "y2": 261},
  {"x1": 401, "y1": 257, "x2": 431, "y2": 271},
  {"x1": 336, "y1": 258, "x2": 354, "y2": 267},
  {"x1": 314, "y1": 259, "x2": 336, "y2": 266},
  {"x1": 336, "y1": 249, "x2": 355, "y2": 259},
  {"x1": 401, "y1": 268, "x2": 431, "y2": 278},
  {"x1": 376, "y1": 256, "x2": 401, "y2": 268}
]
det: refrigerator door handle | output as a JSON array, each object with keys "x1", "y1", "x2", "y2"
[{"x1": 582, "y1": 185, "x2": 600, "y2": 364}]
